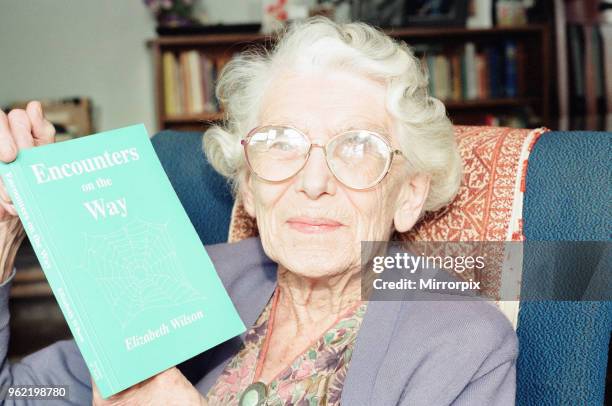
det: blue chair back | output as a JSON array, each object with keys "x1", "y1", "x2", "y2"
[
  {"x1": 518, "y1": 131, "x2": 611, "y2": 406},
  {"x1": 152, "y1": 130, "x2": 234, "y2": 245}
]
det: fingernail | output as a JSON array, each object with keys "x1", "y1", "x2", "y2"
[{"x1": 35, "y1": 103, "x2": 43, "y2": 117}]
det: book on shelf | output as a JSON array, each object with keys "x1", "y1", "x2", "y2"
[
  {"x1": 451, "y1": 52, "x2": 462, "y2": 101},
  {"x1": 162, "y1": 50, "x2": 232, "y2": 117},
  {"x1": 463, "y1": 42, "x2": 478, "y2": 100},
  {"x1": 179, "y1": 52, "x2": 193, "y2": 115},
  {"x1": 567, "y1": 24, "x2": 587, "y2": 116},
  {"x1": 0, "y1": 124, "x2": 246, "y2": 398},
  {"x1": 162, "y1": 52, "x2": 179, "y2": 116},
  {"x1": 601, "y1": 24, "x2": 612, "y2": 113},
  {"x1": 434, "y1": 54, "x2": 451, "y2": 101},
  {"x1": 486, "y1": 46, "x2": 501, "y2": 98},
  {"x1": 476, "y1": 50, "x2": 489, "y2": 99},
  {"x1": 591, "y1": 26, "x2": 606, "y2": 114},
  {"x1": 418, "y1": 41, "x2": 523, "y2": 103},
  {"x1": 188, "y1": 51, "x2": 205, "y2": 113},
  {"x1": 503, "y1": 40, "x2": 518, "y2": 98}
]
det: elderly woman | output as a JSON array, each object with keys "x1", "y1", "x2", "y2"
[{"x1": 0, "y1": 17, "x2": 516, "y2": 406}]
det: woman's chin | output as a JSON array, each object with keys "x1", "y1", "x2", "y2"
[
  {"x1": 271, "y1": 236, "x2": 358, "y2": 278},
  {"x1": 280, "y1": 255, "x2": 356, "y2": 279}
]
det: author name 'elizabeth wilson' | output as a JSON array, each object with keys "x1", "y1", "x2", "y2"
[{"x1": 124, "y1": 310, "x2": 204, "y2": 351}]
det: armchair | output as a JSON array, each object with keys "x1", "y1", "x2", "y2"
[{"x1": 151, "y1": 127, "x2": 611, "y2": 405}]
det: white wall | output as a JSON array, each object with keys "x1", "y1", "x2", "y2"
[
  {"x1": 0, "y1": 0, "x2": 262, "y2": 134},
  {"x1": 201, "y1": 0, "x2": 262, "y2": 24},
  {"x1": 0, "y1": 0, "x2": 158, "y2": 133}
]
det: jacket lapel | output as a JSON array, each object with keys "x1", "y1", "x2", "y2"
[{"x1": 340, "y1": 300, "x2": 403, "y2": 405}]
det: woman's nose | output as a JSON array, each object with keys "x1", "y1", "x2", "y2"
[{"x1": 296, "y1": 146, "x2": 336, "y2": 199}]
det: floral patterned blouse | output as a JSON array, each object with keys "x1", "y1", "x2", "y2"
[{"x1": 205, "y1": 289, "x2": 368, "y2": 405}]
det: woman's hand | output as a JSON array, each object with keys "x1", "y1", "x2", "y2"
[
  {"x1": 0, "y1": 101, "x2": 56, "y2": 221},
  {"x1": 0, "y1": 101, "x2": 55, "y2": 282},
  {"x1": 91, "y1": 367, "x2": 208, "y2": 406}
]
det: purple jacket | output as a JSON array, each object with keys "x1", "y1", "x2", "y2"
[{"x1": 0, "y1": 237, "x2": 517, "y2": 405}]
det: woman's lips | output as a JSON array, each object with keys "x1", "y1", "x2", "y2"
[{"x1": 286, "y1": 217, "x2": 345, "y2": 234}]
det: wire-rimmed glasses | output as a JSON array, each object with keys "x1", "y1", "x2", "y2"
[{"x1": 241, "y1": 125, "x2": 405, "y2": 190}]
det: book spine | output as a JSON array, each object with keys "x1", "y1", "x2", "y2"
[
  {"x1": 461, "y1": 48, "x2": 467, "y2": 100},
  {"x1": 593, "y1": 26, "x2": 606, "y2": 114},
  {"x1": 201, "y1": 55, "x2": 215, "y2": 113},
  {"x1": 0, "y1": 166, "x2": 116, "y2": 395},
  {"x1": 427, "y1": 54, "x2": 436, "y2": 97},
  {"x1": 212, "y1": 58, "x2": 220, "y2": 111},
  {"x1": 476, "y1": 52, "x2": 488, "y2": 99},
  {"x1": 162, "y1": 52, "x2": 177, "y2": 117},
  {"x1": 174, "y1": 52, "x2": 187, "y2": 115},
  {"x1": 568, "y1": 24, "x2": 586, "y2": 115},
  {"x1": 584, "y1": 24, "x2": 597, "y2": 116},
  {"x1": 451, "y1": 52, "x2": 461, "y2": 101},
  {"x1": 600, "y1": 24, "x2": 612, "y2": 113},
  {"x1": 487, "y1": 47, "x2": 499, "y2": 99},
  {"x1": 516, "y1": 42, "x2": 527, "y2": 97},
  {"x1": 179, "y1": 52, "x2": 192, "y2": 115},
  {"x1": 465, "y1": 42, "x2": 478, "y2": 100},
  {"x1": 442, "y1": 55, "x2": 451, "y2": 100},
  {"x1": 189, "y1": 51, "x2": 204, "y2": 114},
  {"x1": 504, "y1": 40, "x2": 518, "y2": 98}
]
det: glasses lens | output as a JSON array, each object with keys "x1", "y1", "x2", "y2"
[
  {"x1": 245, "y1": 126, "x2": 309, "y2": 182},
  {"x1": 327, "y1": 131, "x2": 392, "y2": 189}
]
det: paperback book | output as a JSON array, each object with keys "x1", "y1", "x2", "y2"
[{"x1": 0, "y1": 124, "x2": 245, "y2": 398}]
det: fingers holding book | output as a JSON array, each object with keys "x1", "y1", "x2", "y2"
[
  {"x1": 0, "y1": 101, "x2": 56, "y2": 222},
  {"x1": 0, "y1": 176, "x2": 16, "y2": 217},
  {"x1": 91, "y1": 367, "x2": 208, "y2": 406},
  {"x1": 1, "y1": 101, "x2": 56, "y2": 151}
]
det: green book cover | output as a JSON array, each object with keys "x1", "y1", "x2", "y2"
[{"x1": 0, "y1": 124, "x2": 246, "y2": 398}]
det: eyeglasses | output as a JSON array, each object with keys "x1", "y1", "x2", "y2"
[{"x1": 241, "y1": 125, "x2": 405, "y2": 190}]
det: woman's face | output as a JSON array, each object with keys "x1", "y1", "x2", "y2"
[{"x1": 242, "y1": 69, "x2": 426, "y2": 279}]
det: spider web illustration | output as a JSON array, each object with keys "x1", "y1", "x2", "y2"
[{"x1": 81, "y1": 218, "x2": 204, "y2": 329}]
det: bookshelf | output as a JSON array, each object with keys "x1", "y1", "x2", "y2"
[
  {"x1": 553, "y1": 0, "x2": 611, "y2": 131},
  {"x1": 148, "y1": 24, "x2": 551, "y2": 132}
]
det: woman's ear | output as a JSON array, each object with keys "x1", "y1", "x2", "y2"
[
  {"x1": 239, "y1": 170, "x2": 256, "y2": 218},
  {"x1": 393, "y1": 173, "x2": 431, "y2": 233}
]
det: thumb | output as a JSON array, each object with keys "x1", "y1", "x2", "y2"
[
  {"x1": 91, "y1": 378, "x2": 104, "y2": 404},
  {"x1": 26, "y1": 101, "x2": 55, "y2": 146}
]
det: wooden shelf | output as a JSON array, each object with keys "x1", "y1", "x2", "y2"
[
  {"x1": 444, "y1": 97, "x2": 541, "y2": 109},
  {"x1": 148, "y1": 25, "x2": 547, "y2": 48},
  {"x1": 387, "y1": 24, "x2": 547, "y2": 39},
  {"x1": 149, "y1": 33, "x2": 270, "y2": 47}
]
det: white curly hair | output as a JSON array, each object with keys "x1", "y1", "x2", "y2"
[{"x1": 203, "y1": 16, "x2": 462, "y2": 213}]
